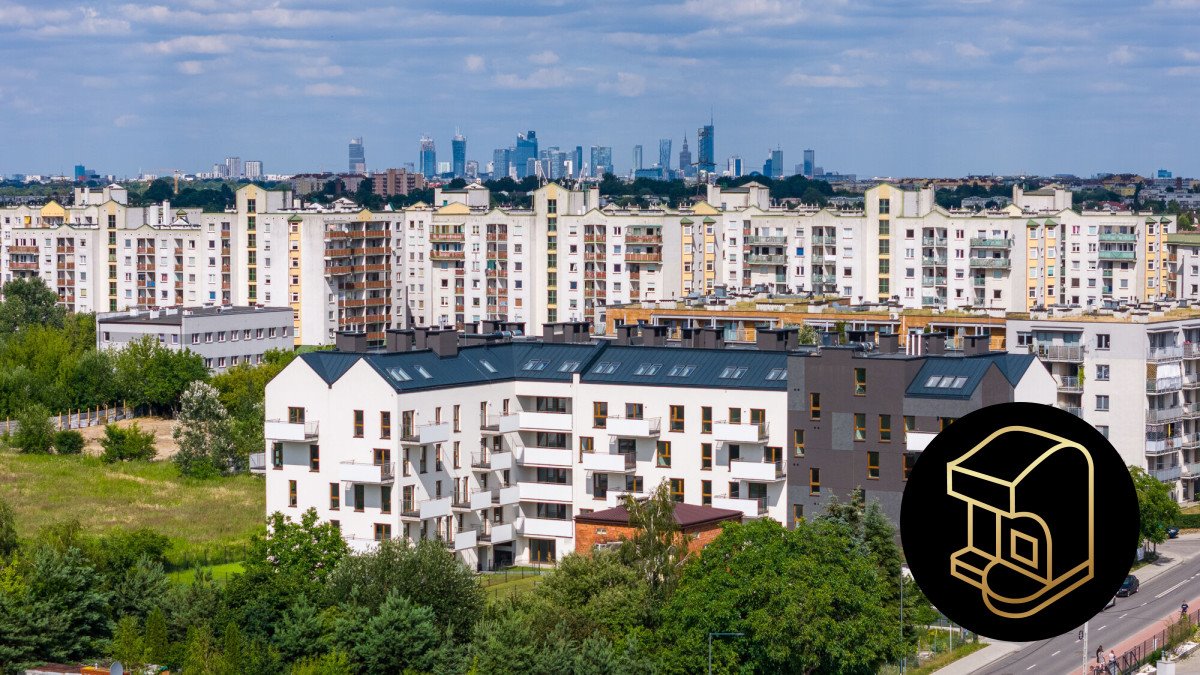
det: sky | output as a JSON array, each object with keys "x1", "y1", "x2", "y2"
[{"x1": 1, "y1": 0, "x2": 1198, "y2": 179}]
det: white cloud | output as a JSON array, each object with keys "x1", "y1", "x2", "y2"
[
  {"x1": 598, "y1": 72, "x2": 646, "y2": 97},
  {"x1": 113, "y1": 114, "x2": 141, "y2": 128},
  {"x1": 909, "y1": 50, "x2": 937, "y2": 65},
  {"x1": 783, "y1": 68, "x2": 867, "y2": 88},
  {"x1": 148, "y1": 34, "x2": 234, "y2": 55},
  {"x1": 464, "y1": 54, "x2": 486, "y2": 73},
  {"x1": 907, "y1": 78, "x2": 961, "y2": 93},
  {"x1": 494, "y1": 68, "x2": 573, "y2": 90},
  {"x1": 679, "y1": 0, "x2": 813, "y2": 26},
  {"x1": 304, "y1": 82, "x2": 363, "y2": 97},
  {"x1": 1107, "y1": 45, "x2": 1134, "y2": 65},
  {"x1": 1181, "y1": 49, "x2": 1200, "y2": 62},
  {"x1": 177, "y1": 60, "x2": 205, "y2": 75},
  {"x1": 295, "y1": 57, "x2": 344, "y2": 79},
  {"x1": 1167, "y1": 65, "x2": 1200, "y2": 76},
  {"x1": 954, "y1": 42, "x2": 987, "y2": 58},
  {"x1": 528, "y1": 50, "x2": 560, "y2": 65}
]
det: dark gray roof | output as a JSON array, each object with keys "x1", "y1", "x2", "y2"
[
  {"x1": 99, "y1": 305, "x2": 292, "y2": 326},
  {"x1": 581, "y1": 345, "x2": 788, "y2": 390},
  {"x1": 905, "y1": 353, "x2": 1036, "y2": 400}
]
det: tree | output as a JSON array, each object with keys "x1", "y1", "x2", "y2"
[
  {"x1": 143, "y1": 606, "x2": 169, "y2": 666},
  {"x1": 53, "y1": 430, "x2": 84, "y2": 455},
  {"x1": 800, "y1": 186, "x2": 828, "y2": 206},
  {"x1": 111, "y1": 615, "x2": 146, "y2": 672},
  {"x1": 173, "y1": 381, "x2": 238, "y2": 477},
  {"x1": 0, "y1": 277, "x2": 65, "y2": 335},
  {"x1": 618, "y1": 481, "x2": 689, "y2": 598},
  {"x1": 289, "y1": 650, "x2": 353, "y2": 675},
  {"x1": 114, "y1": 335, "x2": 207, "y2": 414},
  {"x1": 245, "y1": 509, "x2": 348, "y2": 590},
  {"x1": 332, "y1": 592, "x2": 443, "y2": 673},
  {"x1": 273, "y1": 594, "x2": 327, "y2": 663},
  {"x1": 12, "y1": 403, "x2": 54, "y2": 454},
  {"x1": 797, "y1": 324, "x2": 819, "y2": 345},
  {"x1": 1132, "y1": 466, "x2": 1181, "y2": 551},
  {"x1": 109, "y1": 555, "x2": 171, "y2": 620},
  {"x1": 0, "y1": 499, "x2": 17, "y2": 558},
  {"x1": 100, "y1": 422, "x2": 157, "y2": 463},
  {"x1": 535, "y1": 549, "x2": 654, "y2": 640},
  {"x1": 211, "y1": 349, "x2": 297, "y2": 460}
]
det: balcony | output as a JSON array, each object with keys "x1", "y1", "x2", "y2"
[
  {"x1": 811, "y1": 273, "x2": 836, "y2": 284},
  {"x1": 1057, "y1": 376, "x2": 1083, "y2": 393},
  {"x1": 582, "y1": 451, "x2": 637, "y2": 473},
  {"x1": 812, "y1": 235, "x2": 835, "y2": 245},
  {"x1": 746, "y1": 254, "x2": 787, "y2": 265},
  {"x1": 9, "y1": 245, "x2": 37, "y2": 254},
  {"x1": 624, "y1": 252, "x2": 662, "y2": 263},
  {"x1": 1185, "y1": 376, "x2": 1200, "y2": 389},
  {"x1": 1148, "y1": 346, "x2": 1184, "y2": 362},
  {"x1": 712, "y1": 495, "x2": 768, "y2": 518},
  {"x1": 1148, "y1": 407, "x2": 1184, "y2": 424},
  {"x1": 1099, "y1": 232, "x2": 1137, "y2": 243},
  {"x1": 921, "y1": 237, "x2": 948, "y2": 247},
  {"x1": 518, "y1": 446, "x2": 572, "y2": 467},
  {"x1": 968, "y1": 258, "x2": 1011, "y2": 269},
  {"x1": 10, "y1": 261, "x2": 39, "y2": 271},
  {"x1": 430, "y1": 231, "x2": 465, "y2": 242},
  {"x1": 606, "y1": 416, "x2": 661, "y2": 437},
  {"x1": 517, "y1": 411, "x2": 572, "y2": 432},
  {"x1": 921, "y1": 276, "x2": 947, "y2": 287},
  {"x1": 401, "y1": 497, "x2": 452, "y2": 521},
  {"x1": 1186, "y1": 344, "x2": 1200, "y2": 359},
  {"x1": 745, "y1": 235, "x2": 787, "y2": 246},
  {"x1": 339, "y1": 460, "x2": 395, "y2": 484},
  {"x1": 1098, "y1": 250, "x2": 1136, "y2": 261},
  {"x1": 1146, "y1": 436, "x2": 1182, "y2": 456},
  {"x1": 1058, "y1": 405, "x2": 1083, "y2": 418},
  {"x1": 921, "y1": 256, "x2": 948, "y2": 266},
  {"x1": 1185, "y1": 433, "x2": 1200, "y2": 450},
  {"x1": 453, "y1": 529, "x2": 476, "y2": 551},
  {"x1": 1150, "y1": 465, "x2": 1183, "y2": 482},
  {"x1": 265, "y1": 419, "x2": 319, "y2": 441},
  {"x1": 1033, "y1": 344, "x2": 1084, "y2": 362},
  {"x1": 713, "y1": 421, "x2": 769, "y2": 443},
  {"x1": 516, "y1": 516, "x2": 574, "y2": 539},
  {"x1": 969, "y1": 238, "x2": 1013, "y2": 248},
  {"x1": 470, "y1": 450, "x2": 513, "y2": 471},
  {"x1": 1147, "y1": 376, "x2": 1183, "y2": 393},
  {"x1": 430, "y1": 250, "x2": 465, "y2": 261},
  {"x1": 249, "y1": 452, "x2": 266, "y2": 474},
  {"x1": 489, "y1": 522, "x2": 516, "y2": 544},
  {"x1": 517, "y1": 481, "x2": 573, "y2": 502},
  {"x1": 906, "y1": 431, "x2": 937, "y2": 453},
  {"x1": 400, "y1": 421, "x2": 452, "y2": 445},
  {"x1": 625, "y1": 234, "x2": 663, "y2": 244},
  {"x1": 729, "y1": 458, "x2": 785, "y2": 482},
  {"x1": 469, "y1": 485, "x2": 520, "y2": 510}
]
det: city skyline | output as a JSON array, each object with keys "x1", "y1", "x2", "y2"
[{"x1": 0, "y1": 1, "x2": 1198, "y2": 177}]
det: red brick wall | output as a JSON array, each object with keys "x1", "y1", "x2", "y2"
[{"x1": 575, "y1": 520, "x2": 736, "y2": 555}]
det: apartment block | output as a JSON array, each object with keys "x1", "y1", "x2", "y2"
[
  {"x1": 261, "y1": 321, "x2": 1053, "y2": 568},
  {"x1": 97, "y1": 305, "x2": 294, "y2": 372}
]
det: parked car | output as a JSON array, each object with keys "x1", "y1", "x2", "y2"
[
  {"x1": 1167, "y1": 526, "x2": 1180, "y2": 539},
  {"x1": 1117, "y1": 575, "x2": 1140, "y2": 597}
]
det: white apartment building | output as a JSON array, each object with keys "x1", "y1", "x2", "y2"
[
  {"x1": 1009, "y1": 304, "x2": 1200, "y2": 501},
  {"x1": 96, "y1": 305, "x2": 294, "y2": 372}
]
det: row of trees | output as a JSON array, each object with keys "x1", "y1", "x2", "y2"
[{"x1": 0, "y1": 484, "x2": 930, "y2": 673}]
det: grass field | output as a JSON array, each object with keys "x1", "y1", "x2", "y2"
[
  {"x1": 0, "y1": 449, "x2": 265, "y2": 562},
  {"x1": 168, "y1": 561, "x2": 246, "y2": 585}
]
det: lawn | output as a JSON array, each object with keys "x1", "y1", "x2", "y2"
[
  {"x1": 0, "y1": 449, "x2": 265, "y2": 563},
  {"x1": 168, "y1": 561, "x2": 246, "y2": 585}
]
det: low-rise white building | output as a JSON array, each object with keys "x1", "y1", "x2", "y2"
[{"x1": 97, "y1": 305, "x2": 294, "y2": 372}]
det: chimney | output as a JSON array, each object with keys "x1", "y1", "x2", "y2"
[
  {"x1": 818, "y1": 330, "x2": 840, "y2": 347},
  {"x1": 335, "y1": 330, "x2": 368, "y2": 352},
  {"x1": 481, "y1": 319, "x2": 501, "y2": 334},
  {"x1": 542, "y1": 323, "x2": 564, "y2": 343},
  {"x1": 615, "y1": 323, "x2": 640, "y2": 346},
  {"x1": 413, "y1": 326, "x2": 432, "y2": 350},
  {"x1": 682, "y1": 326, "x2": 725, "y2": 349},
  {"x1": 921, "y1": 332, "x2": 946, "y2": 356},
  {"x1": 463, "y1": 323, "x2": 479, "y2": 335},
  {"x1": 847, "y1": 329, "x2": 875, "y2": 345},
  {"x1": 385, "y1": 328, "x2": 414, "y2": 352},
  {"x1": 877, "y1": 332, "x2": 901, "y2": 354},
  {"x1": 964, "y1": 333, "x2": 991, "y2": 355},
  {"x1": 643, "y1": 324, "x2": 669, "y2": 346},
  {"x1": 568, "y1": 320, "x2": 592, "y2": 343},
  {"x1": 427, "y1": 329, "x2": 459, "y2": 358},
  {"x1": 756, "y1": 327, "x2": 798, "y2": 351}
]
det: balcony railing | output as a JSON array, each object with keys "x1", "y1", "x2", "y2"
[
  {"x1": 1148, "y1": 407, "x2": 1184, "y2": 424},
  {"x1": 745, "y1": 235, "x2": 787, "y2": 245},
  {"x1": 1033, "y1": 344, "x2": 1085, "y2": 362},
  {"x1": 921, "y1": 256, "x2": 948, "y2": 266},
  {"x1": 921, "y1": 237, "x2": 948, "y2": 247},
  {"x1": 1147, "y1": 377, "x2": 1183, "y2": 393},
  {"x1": 1057, "y1": 404, "x2": 1083, "y2": 418},
  {"x1": 711, "y1": 495, "x2": 768, "y2": 517},
  {"x1": 1098, "y1": 232, "x2": 1137, "y2": 243},
  {"x1": 249, "y1": 452, "x2": 266, "y2": 473},
  {"x1": 969, "y1": 258, "x2": 1011, "y2": 269},
  {"x1": 1098, "y1": 250, "x2": 1136, "y2": 261},
  {"x1": 605, "y1": 416, "x2": 661, "y2": 437},
  {"x1": 1150, "y1": 465, "x2": 1182, "y2": 482},
  {"x1": 1146, "y1": 436, "x2": 1182, "y2": 456},
  {"x1": 339, "y1": 460, "x2": 395, "y2": 484},
  {"x1": 1057, "y1": 376, "x2": 1083, "y2": 393},
  {"x1": 265, "y1": 419, "x2": 319, "y2": 441},
  {"x1": 812, "y1": 235, "x2": 835, "y2": 245},
  {"x1": 921, "y1": 276, "x2": 947, "y2": 287},
  {"x1": 712, "y1": 421, "x2": 769, "y2": 443},
  {"x1": 969, "y1": 238, "x2": 1013, "y2": 248},
  {"x1": 581, "y1": 450, "x2": 637, "y2": 473},
  {"x1": 729, "y1": 457, "x2": 785, "y2": 481},
  {"x1": 1148, "y1": 346, "x2": 1184, "y2": 362}
]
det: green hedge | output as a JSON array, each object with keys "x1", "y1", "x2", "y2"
[{"x1": 1175, "y1": 513, "x2": 1200, "y2": 529}]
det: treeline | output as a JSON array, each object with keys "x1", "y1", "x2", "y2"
[{"x1": 0, "y1": 485, "x2": 934, "y2": 674}]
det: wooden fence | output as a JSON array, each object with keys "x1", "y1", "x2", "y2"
[{"x1": 0, "y1": 403, "x2": 141, "y2": 435}]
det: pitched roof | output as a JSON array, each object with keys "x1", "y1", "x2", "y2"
[
  {"x1": 905, "y1": 353, "x2": 1035, "y2": 399},
  {"x1": 580, "y1": 345, "x2": 788, "y2": 391},
  {"x1": 574, "y1": 501, "x2": 742, "y2": 529}
]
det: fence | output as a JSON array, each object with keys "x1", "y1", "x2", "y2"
[
  {"x1": 0, "y1": 403, "x2": 142, "y2": 435},
  {"x1": 1095, "y1": 610, "x2": 1196, "y2": 674}
]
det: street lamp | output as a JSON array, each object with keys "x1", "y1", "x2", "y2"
[{"x1": 708, "y1": 631, "x2": 744, "y2": 675}]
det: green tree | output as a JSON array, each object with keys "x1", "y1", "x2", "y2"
[
  {"x1": 332, "y1": 592, "x2": 443, "y2": 673},
  {"x1": 619, "y1": 480, "x2": 689, "y2": 598},
  {"x1": 172, "y1": 381, "x2": 238, "y2": 477},
  {"x1": 797, "y1": 323, "x2": 819, "y2": 344},
  {"x1": 0, "y1": 499, "x2": 17, "y2": 558},
  {"x1": 245, "y1": 509, "x2": 348, "y2": 589},
  {"x1": 99, "y1": 422, "x2": 157, "y2": 463},
  {"x1": 273, "y1": 594, "x2": 327, "y2": 663},
  {"x1": 143, "y1": 606, "x2": 169, "y2": 666},
  {"x1": 113, "y1": 335, "x2": 207, "y2": 414},
  {"x1": 12, "y1": 404, "x2": 54, "y2": 454},
  {"x1": 0, "y1": 277, "x2": 66, "y2": 334},
  {"x1": 211, "y1": 349, "x2": 297, "y2": 460},
  {"x1": 535, "y1": 549, "x2": 654, "y2": 640},
  {"x1": 111, "y1": 615, "x2": 146, "y2": 672},
  {"x1": 179, "y1": 624, "x2": 219, "y2": 675},
  {"x1": 53, "y1": 430, "x2": 84, "y2": 455},
  {"x1": 1132, "y1": 466, "x2": 1181, "y2": 551},
  {"x1": 800, "y1": 186, "x2": 828, "y2": 206},
  {"x1": 110, "y1": 555, "x2": 171, "y2": 620},
  {"x1": 289, "y1": 649, "x2": 353, "y2": 675}
]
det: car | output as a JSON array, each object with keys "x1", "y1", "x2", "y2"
[
  {"x1": 1168, "y1": 526, "x2": 1180, "y2": 539},
  {"x1": 1117, "y1": 575, "x2": 1140, "y2": 597}
]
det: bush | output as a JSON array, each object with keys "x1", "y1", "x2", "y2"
[
  {"x1": 1176, "y1": 513, "x2": 1200, "y2": 529},
  {"x1": 12, "y1": 403, "x2": 54, "y2": 454},
  {"x1": 100, "y1": 423, "x2": 157, "y2": 463},
  {"x1": 54, "y1": 430, "x2": 85, "y2": 455}
]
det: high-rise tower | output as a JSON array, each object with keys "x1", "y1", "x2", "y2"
[
  {"x1": 697, "y1": 117, "x2": 715, "y2": 174},
  {"x1": 348, "y1": 137, "x2": 365, "y2": 174},
  {"x1": 419, "y1": 135, "x2": 437, "y2": 177},
  {"x1": 451, "y1": 132, "x2": 466, "y2": 178}
]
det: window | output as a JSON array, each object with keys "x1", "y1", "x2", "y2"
[
  {"x1": 529, "y1": 539, "x2": 556, "y2": 563},
  {"x1": 353, "y1": 410, "x2": 364, "y2": 437},
  {"x1": 1096, "y1": 364, "x2": 1110, "y2": 381},
  {"x1": 626, "y1": 403, "x2": 644, "y2": 419},
  {"x1": 380, "y1": 411, "x2": 391, "y2": 439},
  {"x1": 854, "y1": 413, "x2": 866, "y2": 441},
  {"x1": 453, "y1": 405, "x2": 460, "y2": 432},
  {"x1": 579, "y1": 436, "x2": 594, "y2": 459},
  {"x1": 479, "y1": 359, "x2": 497, "y2": 373},
  {"x1": 329, "y1": 483, "x2": 340, "y2": 510},
  {"x1": 702, "y1": 480, "x2": 712, "y2": 506},
  {"x1": 309, "y1": 445, "x2": 320, "y2": 471},
  {"x1": 288, "y1": 480, "x2": 297, "y2": 507},
  {"x1": 670, "y1": 478, "x2": 684, "y2": 503},
  {"x1": 701, "y1": 443, "x2": 712, "y2": 470},
  {"x1": 1097, "y1": 333, "x2": 1110, "y2": 350},
  {"x1": 591, "y1": 361, "x2": 619, "y2": 374},
  {"x1": 634, "y1": 363, "x2": 662, "y2": 376},
  {"x1": 766, "y1": 368, "x2": 787, "y2": 380},
  {"x1": 792, "y1": 504, "x2": 804, "y2": 524},
  {"x1": 558, "y1": 360, "x2": 580, "y2": 372},
  {"x1": 522, "y1": 359, "x2": 548, "y2": 371},
  {"x1": 667, "y1": 364, "x2": 696, "y2": 377},
  {"x1": 1096, "y1": 425, "x2": 1110, "y2": 439},
  {"x1": 288, "y1": 406, "x2": 305, "y2": 424},
  {"x1": 593, "y1": 473, "x2": 608, "y2": 499},
  {"x1": 904, "y1": 454, "x2": 915, "y2": 481},
  {"x1": 879, "y1": 415, "x2": 892, "y2": 442},
  {"x1": 904, "y1": 415, "x2": 915, "y2": 439},
  {"x1": 271, "y1": 442, "x2": 283, "y2": 469},
  {"x1": 413, "y1": 365, "x2": 432, "y2": 379},
  {"x1": 593, "y1": 402, "x2": 608, "y2": 428},
  {"x1": 718, "y1": 365, "x2": 747, "y2": 379},
  {"x1": 809, "y1": 393, "x2": 821, "y2": 420},
  {"x1": 939, "y1": 417, "x2": 956, "y2": 430},
  {"x1": 657, "y1": 441, "x2": 671, "y2": 468},
  {"x1": 381, "y1": 485, "x2": 392, "y2": 514},
  {"x1": 374, "y1": 523, "x2": 391, "y2": 541},
  {"x1": 853, "y1": 368, "x2": 867, "y2": 395},
  {"x1": 793, "y1": 429, "x2": 805, "y2": 457},
  {"x1": 353, "y1": 484, "x2": 365, "y2": 511},
  {"x1": 670, "y1": 405, "x2": 685, "y2": 432},
  {"x1": 867, "y1": 451, "x2": 880, "y2": 479},
  {"x1": 701, "y1": 406, "x2": 712, "y2": 433},
  {"x1": 1096, "y1": 395, "x2": 1110, "y2": 411},
  {"x1": 809, "y1": 468, "x2": 820, "y2": 495}
]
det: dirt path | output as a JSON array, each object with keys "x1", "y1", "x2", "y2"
[{"x1": 79, "y1": 417, "x2": 181, "y2": 459}]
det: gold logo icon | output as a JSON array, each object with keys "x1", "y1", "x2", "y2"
[{"x1": 947, "y1": 426, "x2": 1095, "y2": 619}]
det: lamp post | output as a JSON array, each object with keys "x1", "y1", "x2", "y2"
[{"x1": 708, "y1": 631, "x2": 744, "y2": 675}]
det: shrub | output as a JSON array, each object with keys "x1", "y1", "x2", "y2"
[
  {"x1": 12, "y1": 403, "x2": 54, "y2": 454},
  {"x1": 100, "y1": 422, "x2": 157, "y2": 463},
  {"x1": 54, "y1": 429, "x2": 85, "y2": 455}
]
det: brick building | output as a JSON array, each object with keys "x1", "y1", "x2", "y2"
[{"x1": 574, "y1": 501, "x2": 742, "y2": 555}]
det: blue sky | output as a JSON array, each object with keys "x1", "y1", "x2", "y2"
[{"x1": 2, "y1": 0, "x2": 1198, "y2": 178}]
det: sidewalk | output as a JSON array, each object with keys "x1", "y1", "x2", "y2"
[{"x1": 934, "y1": 639, "x2": 1026, "y2": 675}]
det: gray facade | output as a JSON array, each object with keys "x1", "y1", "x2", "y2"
[{"x1": 98, "y1": 305, "x2": 294, "y2": 373}]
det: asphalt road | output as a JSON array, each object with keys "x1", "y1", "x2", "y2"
[{"x1": 983, "y1": 535, "x2": 1200, "y2": 674}]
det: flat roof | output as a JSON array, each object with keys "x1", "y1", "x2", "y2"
[{"x1": 99, "y1": 305, "x2": 292, "y2": 326}]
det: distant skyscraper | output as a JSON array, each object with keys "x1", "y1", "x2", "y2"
[
  {"x1": 465, "y1": 160, "x2": 479, "y2": 179},
  {"x1": 419, "y1": 135, "x2": 437, "y2": 177},
  {"x1": 697, "y1": 121, "x2": 715, "y2": 174},
  {"x1": 658, "y1": 139, "x2": 672, "y2": 176},
  {"x1": 678, "y1": 135, "x2": 693, "y2": 177},
  {"x1": 727, "y1": 155, "x2": 743, "y2": 178},
  {"x1": 574, "y1": 146, "x2": 584, "y2": 179},
  {"x1": 492, "y1": 148, "x2": 511, "y2": 179},
  {"x1": 803, "y1": 149, "x2": 815, "y2": 178},
  {"x1": 452, "y1": 132, "x2": 466, "y2": 177},
  {"x1": 225, "y1": 156, "x2": 243, "y2": 178},
  {"x1": 349, "y1": 137, "x2": 366, "y2": 174},
  {"x1": 589, "y1": 146, "x2": 613, "y2": 177},
  {"x1": 633, "y1": 145, "x2": 643, "y2": 172},
  {"x1": 244, "y1": 160, "x2": 263, "y2": 179},
  {"x1": 763, "y1": 157, "x2": 773, "y2": 178},
  {"x1": 769, "y1": 148, "x2": 784, "y2": 179},
  {"x1": 513, "y1": 130, "x2": 538, "y2": 179}
]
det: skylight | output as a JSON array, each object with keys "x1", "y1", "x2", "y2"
[
  {"x1": 522, "y1": 360, "x2": 548, "y2": 371},
  {"x1": 479, "y1": 360, "x2": 497, "y2": 373},
  {"x1": 924, "y1": 375, "x2": 940, "y2": 387},
  {"x1": 592, "y1": 361, "x2": 619, "y2": 374},
  {"x1": 718, "y1": 366, "x2": 747, "y2": 379},
  {"x1": 667, "y1": 364, "x2": 696, "y2": 377},
  {"x1": 558, "y1": 361, "x2": 581, "y2": 373},
  {"x1": 413, "y1": 365, "x2": 432, "y2": 379},
  {"x1": 952, "y1": 376, "x2": 968, "y2": 388},
  {"x1": 387, "y1": 366, "x2": 411, "y2": 382},
  {"x1": 634, "y1": 363, "x2": 662, "y2": 376},
  {"x1": 766, "y1": 368, "x2": 787, "y2": 380}
]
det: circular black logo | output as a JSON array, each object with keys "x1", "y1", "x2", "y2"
[{"x1": 900, "y1": 402, "x2": 1139, "y2": 641}]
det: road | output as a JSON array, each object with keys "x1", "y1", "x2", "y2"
[{"x1": 982, "y1": 534, "x2": 1200, "y2": 674}]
